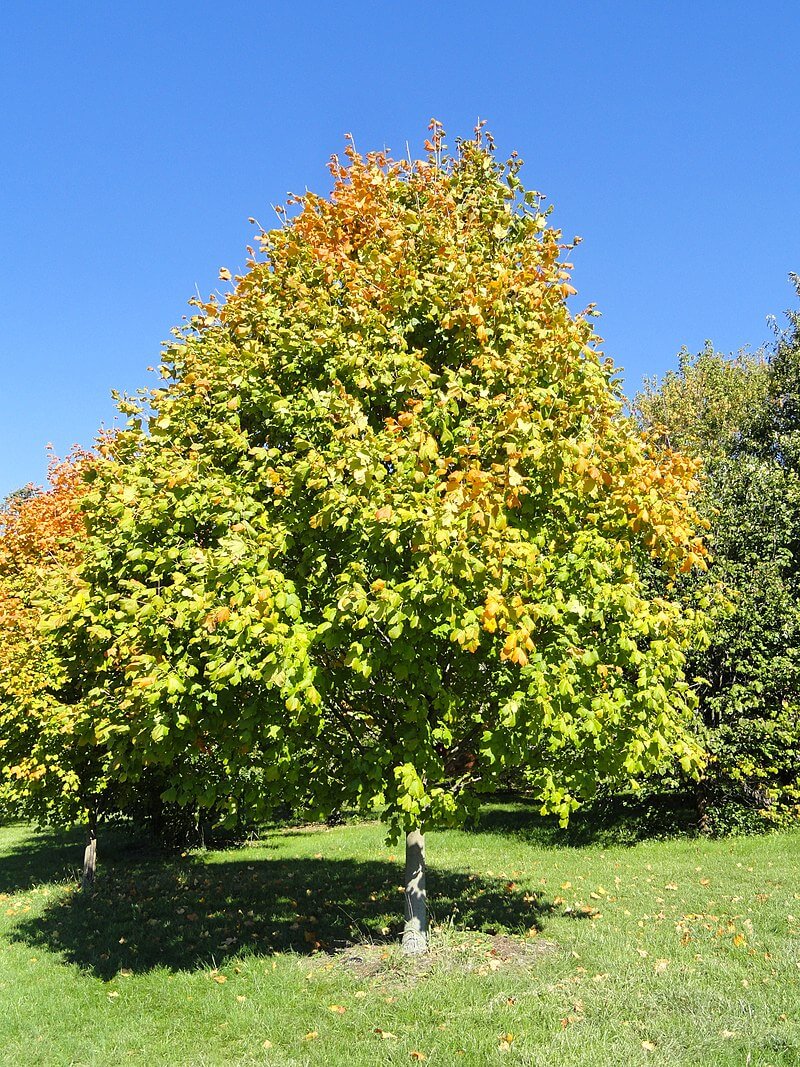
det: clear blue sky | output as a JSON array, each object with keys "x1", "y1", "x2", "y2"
[{"x1": 1, "y1": 2, "x2": 798, "y2": 497}]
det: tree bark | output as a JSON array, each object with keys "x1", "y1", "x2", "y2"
[
  {"x1": 401, "y1": 828, "x2": 427, "y2": 955},
  {"x1": 696, "y1": 779, "x2": 711, "y2": 836},
  {"x1": 81, "y1": 811, "x2": 97, "y2": 891}
]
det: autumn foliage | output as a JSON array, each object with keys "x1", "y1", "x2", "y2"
[
  {"x1": 0, "y1": 450, "x2": 101, "y2": 822},
  {"x1": 37, "y1": 122, "x2": 709, "y2": 838}
]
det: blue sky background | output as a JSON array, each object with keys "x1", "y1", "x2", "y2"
[{"x1": 1, "y1": 2, "x2": 798, "y2": 497}]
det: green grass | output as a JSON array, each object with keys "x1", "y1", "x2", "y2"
[{"x1": 0, "y1": 809, "x2": 798, "y2": 1066}]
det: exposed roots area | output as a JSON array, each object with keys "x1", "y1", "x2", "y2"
[{"x1": 329, "y1": 930, "x2": 558, "y2": 982}]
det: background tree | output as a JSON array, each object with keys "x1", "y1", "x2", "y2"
[
  {"x1": 67, "y1": 123, "x2": 708, "y2": 950},
  {"x1": 0, "y1": 451, "x2": 107, "y2": 885},
  {"x1": 635, "y1": 291, "x2": 800, "y2": 831},
  {"x1": 636, "y1": 342, "x2": 769, "y2": 461},
  {"x1": 0, "y1": 451, "x2": 251, "y2": 887}
]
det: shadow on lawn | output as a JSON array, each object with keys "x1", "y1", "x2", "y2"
[
  {"x1": 5, "y1": 839, "x2": 566, "y2": 980},
  {"x1": 0, "y1": 822, "x2": 216, "y2": 895},
  {"x1": 0, "y1": 823, "x2": 88, "y2": 892},
  {"x1": 468, "y1": 791, "x2": 698, "y2": 847}
]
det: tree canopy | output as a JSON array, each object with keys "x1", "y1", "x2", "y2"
[
  {"x1": 0, "y1": 450, "x2": 105, "y2": 824},
  {"x1": 49, "y1": 124, "x2": 709, "y2": 839}
]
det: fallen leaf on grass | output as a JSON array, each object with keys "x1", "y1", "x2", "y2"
[
  {"x1": 642, "y1": 1041, "x2": 656, "y2": 1052},
  {"x1": 303, "y1": 1031, "x2": 319, "y2": 1041},
  {"x1": 262, "y1": 1040, "x2": 273, "y2": 1049},
  {"x1": 374, "y1": 1029, "x2": 397, "y2": 1040},
  {"x1": 328, "y1": 1005, "x2": 346, "y2": 1014},
  {"x1": 653, "y1": 960, "x2": 669, "y2": 974},
  {"x1": 410, "y1": 1054, "x2": 427, "y2": 1062}
]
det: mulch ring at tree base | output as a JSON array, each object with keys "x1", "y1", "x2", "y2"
[{"x1": 333, "y1": 931, "x2": 559, "y2": 981}]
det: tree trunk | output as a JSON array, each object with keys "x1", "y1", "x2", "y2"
[
  {"x1": 81, "y1": 811, "x2": 97, "y2": 891},
  {"x1": 401, "y1": 828, "x2": 427, "y2": 955},
  {"x1": 696, "y1": 779, "x2": 711, "y2": 836}
]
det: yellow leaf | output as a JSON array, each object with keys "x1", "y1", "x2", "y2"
[
  {"x1": 328, "y1": 1004, "x2": 347, "y2": 1014},
  {"x1": 303, "y1": 1031, "x2": 319, "y2": 1041},
  {"x1": 219, "y1": 267, "x2": 232, "y2": 281}
]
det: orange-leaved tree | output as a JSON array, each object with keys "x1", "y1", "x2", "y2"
[{"x1": 0, "y1": 449, "x2": 109, "y2": 885}]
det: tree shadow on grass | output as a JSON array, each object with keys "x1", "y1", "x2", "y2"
[
  {"x1": 6, "y1": 839, "x2": 570, "y2": 980},
  {"x1": 0, "y1": 822, "x2": 226, "y2": 895},
  {"x1": 468, "y1": 791, "x2": 699, "y2": 847},
  {"x1": 0, "y1": 821, "x2": 280, "y2": 896},
  {"x1": 0, "y1": 823, "x2": 88, "y2": 893}
]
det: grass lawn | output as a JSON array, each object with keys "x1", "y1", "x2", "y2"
[{"x1": 0, "y1": 808, "x2": 798, "y2": 1066}]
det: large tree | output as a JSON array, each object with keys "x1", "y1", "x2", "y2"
[{"x1": 67, "y1": 124, "x2": 708, "y2": 950}]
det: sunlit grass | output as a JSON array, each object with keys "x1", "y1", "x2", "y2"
[{"x1": 0, "y1": 810, "x2": 798, "y2": 1065}]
